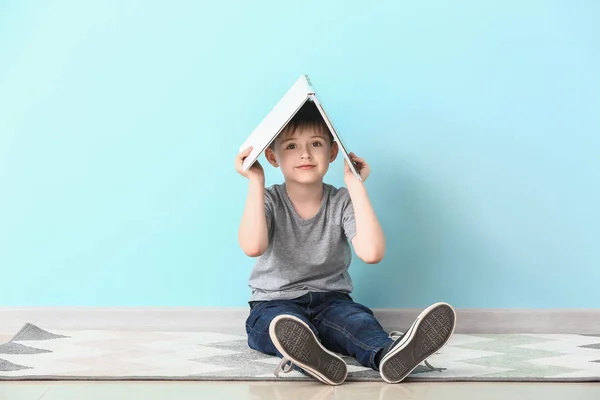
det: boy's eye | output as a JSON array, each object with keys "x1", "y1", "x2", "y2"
[
  {"x1": 286, "y1": 143, "x2": 296, "y2": 150},
  {"x1": 312, "y1": 141, "x2": 322, "y2": 147}
]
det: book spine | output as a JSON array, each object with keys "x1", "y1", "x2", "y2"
[{"x1": 303, "y1": 74, "x2": 316, "y2": 94}]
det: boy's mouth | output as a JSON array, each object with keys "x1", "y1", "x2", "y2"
[{"x1": 297, "y1": 164, "x2": 316, "y2": 170}]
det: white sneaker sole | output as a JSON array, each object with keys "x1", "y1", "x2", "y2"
[
  {"x1": 379, "y1": 302, "x2": 456, "y2": 384},
  {"x1": 269, "y1": 314, "x2": 348, "y2": 386}
]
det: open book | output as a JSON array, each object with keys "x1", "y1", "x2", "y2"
[{"x1": 239, "y1": 75, "x2": 361, "y2": 181}]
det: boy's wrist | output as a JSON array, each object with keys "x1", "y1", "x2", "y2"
[
  {"x1": 345, "y1": 178, "x2": 365, "y2": 192},
  {"x1": 249, "y1": 175, "x2": 265, "y2": 187}
]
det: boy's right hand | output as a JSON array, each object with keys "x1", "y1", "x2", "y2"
[{"x1": 235, "y1": 147, "x2": 264, "y2": 181}]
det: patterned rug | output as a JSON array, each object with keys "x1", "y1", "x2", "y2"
[{"x1": 1, "y1": 324, "x2": 599, "y2": 382}]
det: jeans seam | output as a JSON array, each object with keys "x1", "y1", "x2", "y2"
[
  {"x1": 370, "y1": 350, "x2": 379, "y2": 371},
  {"x1": 318, "y1": 318, "x2": 383, "y2": 352}
]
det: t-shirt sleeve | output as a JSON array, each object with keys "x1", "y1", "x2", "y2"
[{"x1": 341, "y1": 188, "x2": 356, "y2": 241}]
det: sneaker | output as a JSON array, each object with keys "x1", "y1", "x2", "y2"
[
  {"x1": 379, "y1": 302, "x2": 456, "y2": 384},
  {"x1": 269, "y1": 314, "x2": 348, "y2": 385}
]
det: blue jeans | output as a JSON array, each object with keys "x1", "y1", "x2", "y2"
[{"x1": 245, "y1": 291, "x2": 393, "y2": 370}]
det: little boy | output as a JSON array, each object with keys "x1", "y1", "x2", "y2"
[{"x1": 235, "y1": 102, "x2": 456, "y2": 385}]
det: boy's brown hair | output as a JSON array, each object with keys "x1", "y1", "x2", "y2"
[{"x1": 269, "y1": 100, "x2": 334, "y2": 149}]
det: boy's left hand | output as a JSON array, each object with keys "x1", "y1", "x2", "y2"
[{"x1": 344, "y1": 152, "x2": 370, "y2": 183}]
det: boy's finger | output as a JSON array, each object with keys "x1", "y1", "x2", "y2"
[{"x1": 239, "y1": 147, "x2": 252, "y2": 157}]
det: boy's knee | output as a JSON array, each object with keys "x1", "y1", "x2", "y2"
[
  {"x1": 335, "y1": 301, "x2": 375, "y2": 318},
  {"x1": 247, "y1": 301, "x2": 312, "y2": 334}
]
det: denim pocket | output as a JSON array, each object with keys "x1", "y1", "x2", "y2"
[
  {"x1": 249, "y1": 301, "x2": 266, "y2": 311},
  {"x1": 333, "y1": 292, "x2": 353, "y2": 301}
]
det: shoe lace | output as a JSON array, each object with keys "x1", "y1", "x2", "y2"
[
  {"x1": 388, "y1": 330, "x2": 446, "y2": 372},
  {"x1": 274, "y1": 357, "x2": 295, "y2": 377}
]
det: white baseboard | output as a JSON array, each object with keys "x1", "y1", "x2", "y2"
[{"x1": 1, "y1": 307, "x2": 599, "y2": 335}]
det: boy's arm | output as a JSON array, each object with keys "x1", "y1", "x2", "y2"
[
  {"x1": 344, "y1": 153, "x2": 386, "y2": 264},
  {"x1": 238, "y1": 176, "x2": 269, "y2": 257},
  {"x1": 235, "y1": 147, "x2": 269, "y2": 258},
  {"x1": 347, "y1": 181, "x2": 386, "y2": 264}
]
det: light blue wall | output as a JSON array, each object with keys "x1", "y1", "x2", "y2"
[{"x1": 1, "y1": 1, "x2": 598, "y2": 308}]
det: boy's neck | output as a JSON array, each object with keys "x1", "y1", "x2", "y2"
[{"x1": 284, "y1": 180, "x2": 324, "y2": 205}]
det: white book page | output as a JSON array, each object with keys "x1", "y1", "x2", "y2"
[
  {"x1": 310, "y1": 94, "x2": 362, "y2": 181},
  {"x1": 239, "y1": 76, "x2": 313, "y2": 171}
]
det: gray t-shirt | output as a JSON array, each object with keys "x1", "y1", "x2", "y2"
[{"x1": 247, "y1": 183, "x2": 357, "y2": 302}]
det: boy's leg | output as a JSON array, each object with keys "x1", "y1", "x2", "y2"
[
  {"x1": 313, "y1": 293, "x2": 456, "y2": 383},
  {"x1": 245, "y1": 299, "x2": 310, "y2": 356},
  {"x1": 245, "y1": 296, "x2": 348, "y2": 385},
  {"x1": 311, "y1": 293, "x2": 393, "y2": 370}
]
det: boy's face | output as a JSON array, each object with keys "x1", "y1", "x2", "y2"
[{"x1": 265, "y1": 126, "x2": 338, "y2": 185}]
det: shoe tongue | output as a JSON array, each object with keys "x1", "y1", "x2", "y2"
[
  {"x1": 386, "y1": 331, "x2": 407, "y2": 351},
  {"x1": 383, "y1": 337, "x2": 399, "y2": 354},
  {"x1": 391, "y1": 331, "x2": 406, "y2": 342}
]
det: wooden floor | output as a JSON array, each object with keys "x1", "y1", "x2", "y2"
[{"x1": 0, "y1": 381, "x2": 599, "y2": 400}]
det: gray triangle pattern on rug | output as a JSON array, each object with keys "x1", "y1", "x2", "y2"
[
  {"x1": 10, "y1": 323, "x2": 69, "y2": 341},
  {"x1": 0, "y1": 342, "x2": 52, "y2": 355},
  {"x1": 580, "y1": 343, "x2": 600, "y2": 350},
  {"x1": 1, "y1": 326, "x2": 57, "y2": 372},
  {"x1": 0, "y1": 359, "x2": 32, "y2": 372}
]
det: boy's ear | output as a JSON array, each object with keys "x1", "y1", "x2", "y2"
[
  {"x1": 329, "y1": 141, "x2": 339, "y2": 163},
  {"x1": 265, "y1": 147, "x2": 279, "y2": 167}
]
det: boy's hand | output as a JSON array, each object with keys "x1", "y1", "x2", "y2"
[
  {"x1": 344, "y1": 152, "x2": 370, "y2": 184},
  {"x1": 236, "y1": 147, "x2": 264, "y2": 182}
]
